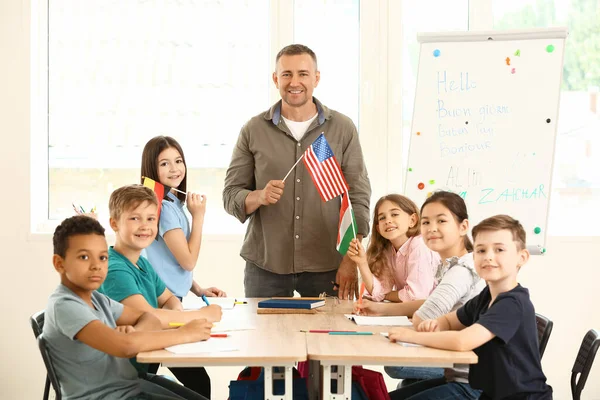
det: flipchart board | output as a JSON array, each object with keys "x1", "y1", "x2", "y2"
[{"x1": 404, "y1": 28, "x2": 568, "y2": 254}]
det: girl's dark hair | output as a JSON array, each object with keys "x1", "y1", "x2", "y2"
[
  {"x1": 367, "y1": 194, "x2": 420, "y2": 278},
  {"x1": 141, "y1": 136, "x2": 187, "y2": 202},
  {"x1": 420, "y1": 191, "x2": 473, "y2": 252}
]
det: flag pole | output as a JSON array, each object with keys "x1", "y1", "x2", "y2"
[
  {"x1": 171, "y1": 187, "x2": 187, "y2": 195},
  {"x1": 282, "y1": 153, "x2": 305, "y2": 182}
]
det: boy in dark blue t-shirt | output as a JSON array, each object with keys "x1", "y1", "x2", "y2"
[{"x1": 387, "y1": 215, "x2": 552, "y2": 400}]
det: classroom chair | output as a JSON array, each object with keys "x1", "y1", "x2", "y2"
[
  {"x1": 30, "y1": 310, "x2": 58, "y2": 400},
  {"x1": 571, "y1": 329, "x2": 599, "y2": 400},
  {"x1": 535, "y1": 313, "x2": 553, "y2": 359}
]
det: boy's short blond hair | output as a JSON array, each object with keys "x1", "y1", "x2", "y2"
[
  {"x1": 109, "y1": 184, "x2": 158, "y2": 220},
  {"x1": 472, "y1": 214, "x2": 527, "y2": 250}
]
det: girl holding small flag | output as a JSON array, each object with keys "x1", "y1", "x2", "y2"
[
  {"x1": 141, "y1": 136, "x2": 226, "y2": 301},
  {"x1": 346, "y1": 194, "x2": 439, "y2": 303}
]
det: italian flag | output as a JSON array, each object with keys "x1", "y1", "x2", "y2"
[{"x1": 336, "y1": 193, "x2": 357, "y2": 256}]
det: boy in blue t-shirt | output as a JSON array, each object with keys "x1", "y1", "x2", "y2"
[
  {"x1": 44, "y1": 215, "x2": 210, "y2": 400},
  {"x1": 387, "y1": 215, "x2": 552, "y2": 400}
]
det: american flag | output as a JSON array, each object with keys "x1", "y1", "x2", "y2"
[{"x1": 303, "y1": 133, "x2": 349, "y2": 201}]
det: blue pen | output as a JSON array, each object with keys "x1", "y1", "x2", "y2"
[
  {"x1": 201, "y1": 294, "x2": 210, "y2": 306},
  {"x1": 329, "y1": 331, "x2": 373, "y2": 336}
]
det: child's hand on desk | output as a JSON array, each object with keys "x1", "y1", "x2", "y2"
[
  {"x1": 388, "y1": 327, "x2": 414, "y2": 343},
  {"x1": 417, "y1": 319, "x2": 440, "y2": 332},
  {"x1": 201, "y1": 304, "x2": 223, "y2": 322},
  {"x1": 353, "y1": 298, "x2": 384, "y2": 316},
  {"x1": 115, "y1": 325, "x2": 135, "y2": 334},
  {"x1": 179, "y1": 319, "x2": 212, "y2": 341},
  {"x1": 200, "y1": 287, "x2": 227, "y2": 297}
]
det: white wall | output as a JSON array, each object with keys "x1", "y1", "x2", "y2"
[{"x1": 1, "y1": 0, "x2": 599, "y2": 399}]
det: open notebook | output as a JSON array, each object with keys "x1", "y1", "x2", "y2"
[{"x1": 344, "y1": 314, "x2": 412, "y2": 326}]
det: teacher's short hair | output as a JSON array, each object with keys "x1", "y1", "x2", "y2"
[{"x1": 275, "y1": 44, "x2": 318, "y2": 70}]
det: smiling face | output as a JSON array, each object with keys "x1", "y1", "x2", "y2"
[
  {"x1": 110, "y1": 200, "x2": 158, "y2": 253},
  {"x1": 157, "y1": 146, "x2": 186, "y2": 190},
  {"x1": 273, "y1": 53, "x2": 320, "y2": 111},
  {"x1": 420, "y1": 201, "x2": 469, "y2": 259},
  {"x1": 474, "y1": 229, "x2": 529, "y2": 286},
  {"x1": 376, "y1": 200, "x2": 417, "y2": 250},
  {"x1": 53, "y1": 234, "x2": 109, "y2": 295}
]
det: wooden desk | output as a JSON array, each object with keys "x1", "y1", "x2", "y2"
[
  {"x1": 137, "y1": 300, "x2": 307, "y2": 400},
  {"x1": 137, "y1": 298, "x2": 477, "y2": 400},
  {"x1": 306, "y1": 300, "x2": 478, "y2": 400}
]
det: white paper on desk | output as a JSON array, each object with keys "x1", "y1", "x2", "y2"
[
  {"x1": 380, "y1": 332, "x2": 423, "y2": 347},
  {"x1": 344, "y1": 314, "x2": 412, "y2": 326},
  {"x1": 182, "y1": 297, "x2": 235, "y2": 310},
  {"x1": 166, "y1": 339, "x2": 238, "y2": 354},
  {"x1": 212, "y1": 321, "x2": 256, "y2": 333}
]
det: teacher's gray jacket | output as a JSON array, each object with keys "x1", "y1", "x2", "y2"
[{"x1": 223, "y1": 98, "x2": 371, "y2": 274}]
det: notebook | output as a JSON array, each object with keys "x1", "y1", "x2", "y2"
[
  {"x1": 344, "y1": 314, "x2": 412, "y2": 326},
  {"x1": 258, "y1": 299, "x2": 325, "y2": 309}
]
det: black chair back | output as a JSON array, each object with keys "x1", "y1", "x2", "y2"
[
  {"x1": 37, "y1": 334, "x2": 62, "y2": 400},
  {"x1": 30, "y1": 310, "x2": 61, "y2": 400},
  {"x1": 535, "y1": 313, "x2": 553, "y2": 359},
  {"x1": 571, "y1": 329, "x2": 600, "y2": 400}
]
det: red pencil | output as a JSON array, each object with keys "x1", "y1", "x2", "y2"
[{"x1": 210, "y1": 334, "x2": 228, "y2": 338}]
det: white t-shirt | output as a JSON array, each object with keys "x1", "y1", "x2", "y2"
[{"x1": 282, "y1": 113, "x2": 318, "y2": 141}]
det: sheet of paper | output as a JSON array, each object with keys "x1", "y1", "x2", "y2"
[
  {"x1": 182, "y1": 297, "x2": 235, "y2": 310},
  {"x1": 166, "y1": 338, "x2": 238, "y2": 354},
  {"x1": 212, "y1": 314, "x2": 256, "y2": 332},
  {"x1": 344, "y1": 314, "x2": 412, "y2": 326},
  {"x1": 380, "y1": 332, "x2": 423, "y2": 347}
]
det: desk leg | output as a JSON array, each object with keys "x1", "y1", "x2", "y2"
[
  {"x1": 322, "y1": 364, "x2": 352, "y2": 400},
  {"x1": 264, "y1": 366, "x2": 293, "y2": 400},
  {"x1": 308, "y1": 360, "x2": 321, "y2": 400}
]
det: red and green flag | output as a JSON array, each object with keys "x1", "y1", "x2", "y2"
[{"x1": 336, "y1": 193, "x2": 356, "y2": 256}]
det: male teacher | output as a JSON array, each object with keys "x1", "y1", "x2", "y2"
[{"x1": 223, "y1": 44, "x2": 371, "y2": 299}]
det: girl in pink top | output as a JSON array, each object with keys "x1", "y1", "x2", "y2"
[{"x1": 348, "y1": 194, "x2": 440, "y2": 302}]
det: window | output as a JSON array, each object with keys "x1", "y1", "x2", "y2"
[
  {"x1": 492, "y1": 0, "x2": 600, "y2": 235},
  {"x1": 400, "y1": 1, "x2": 470, "y2": 180},
  {"x1": 45, "y1": 0, "x2": 271, "y2": 234},
  {"x1": 34, "y1": 0, "x2": 368, "y2": 234},
  {"x1": 294, "y1": 0, "x2": 360, "y2": 126}
]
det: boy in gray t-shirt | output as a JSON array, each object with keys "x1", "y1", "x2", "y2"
[{"x1": 43, "y1": 215, "x2": 211, "y2": 400}]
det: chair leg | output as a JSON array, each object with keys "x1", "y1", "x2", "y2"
[{"x1": 43, "y1": 375, "x2": 51, "y2": 400}]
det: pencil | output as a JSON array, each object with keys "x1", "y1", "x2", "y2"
[{"x1": 329, "y1": 331, "x2": 373, "y2": 336}]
